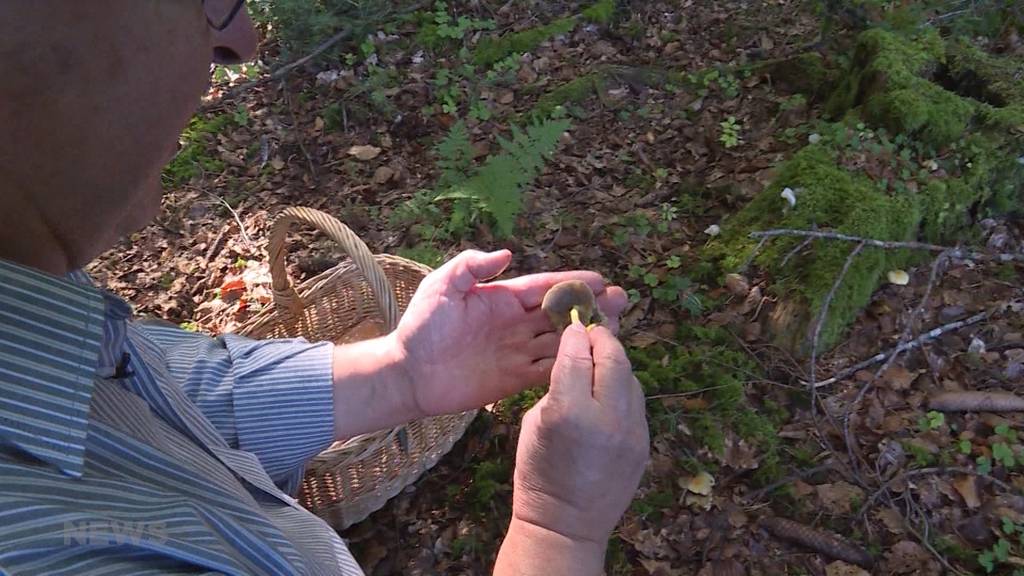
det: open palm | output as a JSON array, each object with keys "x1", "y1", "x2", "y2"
[{"x1": 395, "y1": 250, "x2": 627, "y2": 417}]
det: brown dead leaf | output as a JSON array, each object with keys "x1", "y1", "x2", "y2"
[
  {"x1": 953, "y1": 475, "x2": 981, "y2": 509},
  {"x1": 792, "y1": 479, "x2": 816, "y2": 499},
  {"x1": 881, "y1": 364, "x2": 919, "y2": 390},
  {"x1": 816, "y1": 481, "x2": 865, "y2": 515},
  {"x1": 372, "y1": 166, "x2": 395, "y2": 184},
  {"x1": 347, "y1": 144, "x2": 382, "y2": 161},
  {"x1": 724, "y1": 273, "x2": 749, "y2": 296},
  {"x1": 874, "y1": 507, "x2": 906, "y2": 534},
  {"x1": 825, "y1": 561, "x2": 870, "y2": 576},
  {"x1": 721, "y1": 436, "x2": 759, "y2": 470},
  {"x1": 884, "y1": 540, "x2": 939, "y2": 575}
]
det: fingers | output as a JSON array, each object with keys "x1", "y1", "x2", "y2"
[
  {"x1": 595, "y1": 285, "x2": 628, "y2": 334},
  {"x1": 548, "y1": 322, "x2": 593, "y2": 402},
  {"x1": 589, "y1": 325, "x2": 638, "y2": 417},
  {"x1": 437, "y1": 249, "x2": 513, "y2": 294},
  {"x1": 492, "y1": 271, "x2": 606, "y2": 309}
]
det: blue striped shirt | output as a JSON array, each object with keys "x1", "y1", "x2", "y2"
[{"x1": 0, "y1": 259, "x2": 364, "y2": 575}]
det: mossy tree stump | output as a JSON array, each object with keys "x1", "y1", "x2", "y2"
[{"x1": 711, "y1": 27, "x2": 1024, "y2": 356}]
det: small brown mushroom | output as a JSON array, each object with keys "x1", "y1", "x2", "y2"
[{"x1": 541, "y1": 280, "x2": 605, "y2": 331}]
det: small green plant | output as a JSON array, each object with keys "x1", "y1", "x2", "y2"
[
  {"x1": 469, "y1": 98, "x2": 493, "y2": 122},
  {"x1": 991, "y1": 423, "x2": 1019, "y2": 469},
  {"x1": 978, "y1": 536, "x2": 1011, "y2": 573},
  {"x1": 467, "y1": 458, "x2": 510, "y2": 515},
  {"x1": 421, "y1": 0, "x2": 495, "y2": 46},
  {"x1": 918, "y1": 410, "x2": 945, "y2": 431},
  {"x1": 484, "y1": 53, "x2": 521, "y2": 84},
  {"x1": 993, "y1": 442, "x2": 1017, "y2": 468},
  {"x1": 977, "y1": 455, "x2": 993, "y2": 475},
  {"x1": 433, "y1": 67, "x2": 462, "y2": 114},
  {"x1": 396, "y1": 244, "x2": 445, "y2": 268},
  {"x1": 658, "y1": 202, "x2": 678, "y2": 232},
  {"x1": 719, "y1": 116, "x2": 743, "y2": 148},
  {"x1": 718, "y1": 73, "x2": 741, "y2": 99}
]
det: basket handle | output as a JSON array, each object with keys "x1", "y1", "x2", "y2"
[{"x1": 267, "y1": 206, "x2": 401, "y2": 332}]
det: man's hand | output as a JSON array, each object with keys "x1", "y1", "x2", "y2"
[
  {"x1": 494, "y1": 322, "x2": 649, "y2": 575},
  {"x1": 394, "y1": 249, "x2": 628, "y2": 418}
]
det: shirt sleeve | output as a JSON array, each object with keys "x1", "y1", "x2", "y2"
[{"x1": 135, "y1": 322, "x2": 336, "y2": 488}]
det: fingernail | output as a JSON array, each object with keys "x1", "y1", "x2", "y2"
[{"x1": 569, "y1": 307, "x2": 582, "y2": 326}]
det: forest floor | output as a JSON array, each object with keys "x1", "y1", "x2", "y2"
[{"x1": 89, "y1": 0, "x2": 1024, "y2": 574}]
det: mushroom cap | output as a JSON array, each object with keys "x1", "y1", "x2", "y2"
[{"x1": 541, "y1": 280, "x2": 603, "y2": 330}]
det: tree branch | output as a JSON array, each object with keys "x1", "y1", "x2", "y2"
[{"x1": 749, "y1": 228, "x2": 1024, "y2": 262}]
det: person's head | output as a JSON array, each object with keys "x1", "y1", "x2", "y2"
[{"x1": 0, "y1": 1, "x2": 258, "y2": 274}]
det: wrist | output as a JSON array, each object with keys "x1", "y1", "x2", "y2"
[
  {"x1": 495, "y1": 518, "x2": 606, "y2": 576},
  {"x1": 383, "y1": 331, "x2": 423, "y2": 421}
]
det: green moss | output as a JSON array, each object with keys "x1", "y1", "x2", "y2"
[
  {"x1": 764, "y1": 52, "x2": 834, "y2": 98},
  {"x1": 946, "y1": 38, "x2": 1024, "y2": 107},
  {"x1": 528, "y1": 71, "x2": 608, "y2": 119},
  {"x1": 714, "y1": 145, "x2": 920, "y2": 351},
  {"x1": 630, "y1": 325, "x2": 782, "y2": 483},
  {"x1": 827, "y1": 28, "x2": 976, "y2": 149},
  {"x1": 162, "y1": 114, "x2": 234, "y2": 187},
  {"x1": 473, "y1": 17, "x2": 576, "y2": 66},
  {"x1": 581, "y1": 0, "x2": 616, "y2": 24},
  {"x1": 863, "y1": 84, "x2": 974, "y2": 149}
]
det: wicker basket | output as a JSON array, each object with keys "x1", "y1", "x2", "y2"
[{"x1": 238, "y1": 206, "x2": 477, "y2": 529}]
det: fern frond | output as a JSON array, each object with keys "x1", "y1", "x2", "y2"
[
  {"x1": 435, "y1": 120, "x2": 475, "y2": 188},
  {"x1": 433, "y1": 117, "x2": 569, "y2": 237}
]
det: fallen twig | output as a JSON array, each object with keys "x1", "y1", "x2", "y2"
[
  {"x1": 204, "y1": 28, "x2": 355, "y2": 109},
  {"x1": 761, "y1": 517, "x2": 874, "y2": 568},
  {"x1": 202, "y1": 1, "x2": 430, "y2": 109},
  {"x1": 809, "y1": 310, "x2": 992, "y2": 388},
  {"x1": 809, "y1": 243, "x2": 866, "y2": 483},
  {"x1": 749, "y1": 228, "x2": 1024, "y2": 262},
  {"x1": 860, "y1": 466, "x2": 1015, "y2": 521},
  {"x1": 284, "y1": 85, "x2": 318, "y2": 183},
  {"x1": 843, "y1": 251, "x2": 951, "y2": 478},
  {"x1": 204, "y1": 192, "x2": 255, "y2": 250},
  {"x1": 928, "y1": 390, "x2": 1024, "y2": 412}
]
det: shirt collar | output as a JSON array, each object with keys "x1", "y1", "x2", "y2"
[{"x1": 0, "y1": 260, "x2": 131, "y2": 477}]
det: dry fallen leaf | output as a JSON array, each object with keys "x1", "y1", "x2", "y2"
[
  {"x1": 885, "y1": 540, "x2": 939, "y2": 575},
  {"x1": 347, "y1": 144, "x2": 382, "y2": 161},
  {"x1": 816, "y1": 481, "x2": 865, "y2": 515},
  {"x1": 724, "y1": 273, "x2": 750, "y2": 296},
  {"x1": 952, "y1": 475, "x2": 981, "y2": 509},
  {"x1": 874, "y1": 507, "x2": 906, "y2": 534},
  {"x1": 373, "y1": 166, "x2": 395, "y2": 184},
  {"x1": 881, "y1": 364, "x2": 919, "y2": 391}
]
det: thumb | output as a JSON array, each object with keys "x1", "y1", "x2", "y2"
[
  {"x1": 442, "y1": 249, "x2": 512, "y2": 294},
  {"x1": 548, "y1": 322, "x2": 594, "y2": 402}
]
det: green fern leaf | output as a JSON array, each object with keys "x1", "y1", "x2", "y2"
[
  {"x1": 435, "y1": 120, "x2": 475, "y2": 188},
  {"x1": 433, "y1": 118, "x2": 569, "y2": 237}
]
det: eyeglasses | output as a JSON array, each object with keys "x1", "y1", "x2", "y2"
[{"x1": 203, "y1": 0, "x2": 246, "y2": 31}]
